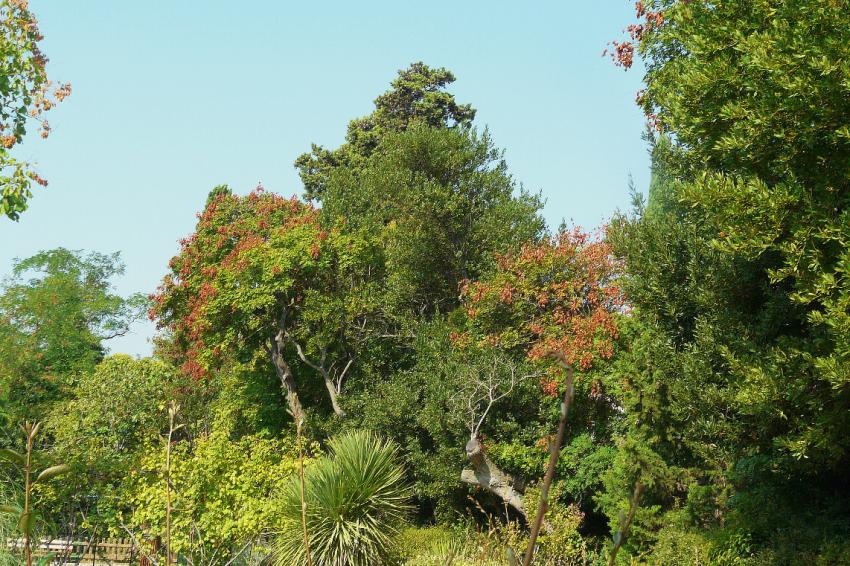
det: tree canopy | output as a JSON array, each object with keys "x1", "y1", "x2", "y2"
[
  {"x1": 295, "y1": 62, "x2": 475, "y2": 201},
  {"x1": 603, "y1": 1, "x2": 850, "y2": 561},
  {"x1": 151, "y1": 187, "x2": 384, "y2": 421},
  {"x1": 322, "y1": 125, "x2": 545, "y2": 317},
  {"x1": 0, "y1": 249, "x2": 144, "y2": 423}
]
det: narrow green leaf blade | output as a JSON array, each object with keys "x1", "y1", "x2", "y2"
[
  {"x1": 36, "y1": 463, "x2": 70, "y2": 483},
  {"x1": 0, "y1": 504, "x2": 20, "y2": 515},
  {"x1": 0, "y1": 448, "x2": 24, "y2": 465}
]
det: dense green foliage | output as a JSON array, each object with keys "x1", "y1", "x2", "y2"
[
  {"x1": 602, "y1": 0, "x2": 850, "y2": 562},
  {"x1": 321, "y1": 124, "x2": 545, "y2": 317},
  {"x1": 295, "y1": 62, "x2": 475, "y2": 201},
  {"x1": 126, "y1": 430, "x2": 303, "y2": 562},
  {"x1": 0, "y1": 249, "x2": 145, "y2": 424},
  {"x1": 4, "y1": 6, "x2": 850, "y2": 561},
  {"x1": 150, "y1": 187, "x2": 385, "y2": 423},
  {"x1": 45, "y1": 355, "x2": 180, "y2": 530}
]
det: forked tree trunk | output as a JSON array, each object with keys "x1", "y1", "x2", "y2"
[
  {"x1": 461, "y1": 435, "x2": 526, "y2": 517},
  {"x1": 292, "y1": 342, "x2": 348, "y2": 419}
]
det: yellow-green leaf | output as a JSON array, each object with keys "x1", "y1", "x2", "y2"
[{"x1": 36, "y1": 463, "x2": 70, "y2": 483}]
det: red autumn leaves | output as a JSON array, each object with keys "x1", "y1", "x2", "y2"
[
  {"x1": 149, "y1": 187, "x2": 324, "y2": 380},
  {"x1": 153, "y1": 184, "x2": 624, "y2": 399},
  {"x1": 457, "y1": 228, "x2": 623, "y2": 395},
  {"x1": 605, "y1": 1, "x2": 665, "y2": 70},
  {"x1": 1, "y1": 0, "x2": 71, "y2": 148}
]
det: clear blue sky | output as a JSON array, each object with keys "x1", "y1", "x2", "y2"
[{"x1": 3, "y1": 1, "x2": 648, "y2": 357}]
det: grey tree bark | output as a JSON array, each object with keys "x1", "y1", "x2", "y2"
[
  {"x1": 461, "y1": 435, "x2": 526, "y2": 517},
  {"x1": 268, "y1": 325, "x2": 305, "y2": 424}
]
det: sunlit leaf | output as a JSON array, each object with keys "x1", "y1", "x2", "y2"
[{"x1": 36, "y1": 463, "x2": 70, "y2": 483}]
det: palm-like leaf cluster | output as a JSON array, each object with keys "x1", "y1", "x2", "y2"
[{"x1": 274, "y1": 430, "x2": 411, "y2": 566}]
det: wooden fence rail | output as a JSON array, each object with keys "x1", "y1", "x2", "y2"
[{"x1": 8, "y1": 538, "x2": 139, "y2": 564}]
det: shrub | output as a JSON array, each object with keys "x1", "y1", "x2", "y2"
[
  {"x1": 273, "y1": 430, "x2": 411, "y2": 566},
  {"x1": 521, "y1": 483, "x2": 588, "y2": 564},
  {"x1": 123, "y1": 431, "x2": 302, "y2": 562},
  {"x1": 392, "y1": 523, "x2": 517, "y2": 566}
]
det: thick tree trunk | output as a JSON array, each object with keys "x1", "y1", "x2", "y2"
[
  {"x1": 461, "y1": 435, "x2": 526, "y2": 517},
  {"x1": 269, "y1": 330, "x2": 305, "y2": 424}
]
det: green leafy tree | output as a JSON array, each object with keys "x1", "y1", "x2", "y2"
[
  {"x1": 0, "y1": 249, "x2": 146, "y2": 424},
  {"x1": 453, "y1": 231, "x2": 622, "y2": 518},
  {"x1": 296, "y1": 62, "x2": 475, "y2": 201},
  {"x1": 125, "y1": 428, "x2": 304, "y2": 563},
  {"x1": 604, "y1": 1, "x2": 850, "y2": 560},
  {"x1": 45, "y1": 355, "x2": 181, "y2": 532},
  {"x1": 306, "y1": 66, "x2": 545, "y2": 321},
  {"x1": 630, "y1": 4, "x2": 850, "y2": 443},
  {"x1": 321, "y1": 125, "x2": 545, "y2": 318},
  {"x1": 350, "y1": 230, "x2": 623, "y2": 527},
  {"x1": 0, "y1": 0, "x2": 71, "y2": 219}
]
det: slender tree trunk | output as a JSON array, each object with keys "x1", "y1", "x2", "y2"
[
  {"x1": 24, "y1": 424, "x2": 33, "y2": 566},
  {"x1": 296, "y1": 420, "x2": 313, "y2": 566},
  {"x1": 608, "y1": 481, "x2": 644, "y2": 566},
  {"x1": 322, "y1": 376, "x2": 345, "y2": 418},
  {"x1": 522, "y1": 364, "x2": 575, "y2": 566},
  {"x1": 461, "y1": 435, "x2": 526, "y2": 517},
  {"x1": 165, "y1": 404, "x2": 177, "y2": 565},
  {"x1": 269, "y1": 331, "x2": 305, "y2": 424}
]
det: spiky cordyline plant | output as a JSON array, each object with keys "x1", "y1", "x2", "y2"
[{"x1": 273, "y1": 430, "x2": 411, "y2": 566}]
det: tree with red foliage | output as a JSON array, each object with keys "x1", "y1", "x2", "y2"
[
  {"x1": 150, "y1": 186, "x2": 382, "y2": 422},
  {"x1": 459, "y1": 228, "x2": 622, "y2": 387},
  {"x1": 453, "y1": 228, "x2": 623, "y2": 514}
]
